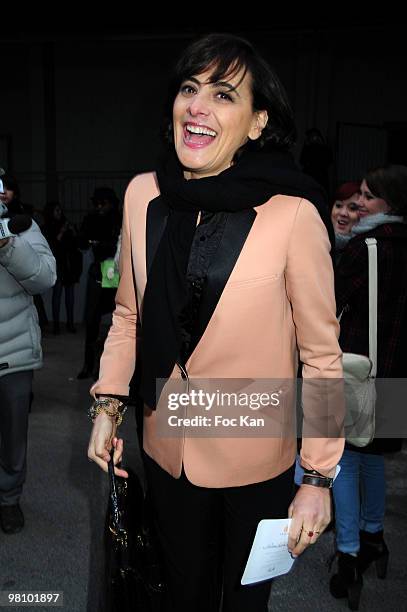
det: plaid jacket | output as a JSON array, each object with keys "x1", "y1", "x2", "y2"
[{"x1": 336, "y1": 222, "x2": 407, "y2": 378}]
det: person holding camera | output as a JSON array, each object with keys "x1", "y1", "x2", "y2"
[{"x1": 0, "y1": 180, "x2": 56, "y2": 533}]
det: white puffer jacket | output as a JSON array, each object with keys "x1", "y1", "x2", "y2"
[{"x1": 0, "y1": 220, "x2": 56, "y2": 377}]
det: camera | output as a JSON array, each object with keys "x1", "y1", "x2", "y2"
[{"x1": 0, "y1": 178, "x2": 32, "y2": 238}]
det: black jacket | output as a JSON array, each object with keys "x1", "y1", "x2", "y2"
[{"x1": 336, "y1": 222, "x2": 407, "y2": 453}]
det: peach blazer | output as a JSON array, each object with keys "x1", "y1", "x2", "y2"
[{"x1": 91, "y1": 172, "x2": 344, "y2": 488}]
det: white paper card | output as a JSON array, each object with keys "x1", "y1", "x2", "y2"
[{"x1": 241, "y1": 518, "x2": 295, "y2": 585}]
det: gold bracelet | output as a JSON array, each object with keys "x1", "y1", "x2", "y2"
[
  {"x1": 88, "y1": 398, "x2": 127, "y2": 426},
  {"x1": 93, "y1": 404, "x2": 123, "y2": 426}
]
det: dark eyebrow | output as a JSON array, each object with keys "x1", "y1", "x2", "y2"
[
  {"x1": 211, "y1": 81, "x2": 240, "y2": 96},
  {"x1": 182, "y1": 76, "x2": 240, "y2": 96}
]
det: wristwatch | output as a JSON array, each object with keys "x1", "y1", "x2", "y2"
[{"x1": 302, "y1": 469, "x2": 333, "y2": 489}]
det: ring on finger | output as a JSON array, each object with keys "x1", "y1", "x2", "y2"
[{"x1": 303, "y1": 529, "x2": 321, "y2": 538}]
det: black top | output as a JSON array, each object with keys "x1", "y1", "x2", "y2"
[
  {"x1": 179, "y1": 211, "x2": 228, "y2": 365},
  {"x1": 140, "y1": 148, "x2": 330, "y2": 409}
]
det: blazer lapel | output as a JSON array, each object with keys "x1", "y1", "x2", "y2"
[
  {"x1": 145, "y1": 196, "x2": 169, "y2": 276},
  {"x1": 189, "y1": 208, "x2": 257, "y2": 357}
]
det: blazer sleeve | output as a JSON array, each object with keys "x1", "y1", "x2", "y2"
[
  {"x1": 285, "y1": 198, "x2": 345, "y2": 475},
  {"x1": 90, "y1": 186, "x2": 138, "y2": 398}
]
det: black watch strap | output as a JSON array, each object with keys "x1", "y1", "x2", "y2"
[{"x1": 302, "y1": 473, "x2": 333, "y2": 489}]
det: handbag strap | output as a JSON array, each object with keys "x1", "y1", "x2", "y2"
[
  {"x1": 108, "y1": 449, "x2": 124, "y2": 533},
  {"x1": 365, "y1": 237, "x2": 378, "y2": 377}
]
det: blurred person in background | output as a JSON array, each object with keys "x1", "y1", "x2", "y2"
[
  {"x1": 331, "y1": 181, "x2": 361, "y2": 260},
  {"x1": 43, "y1": 201, "x2": 82, "y2": 334},
  {"x1": 300, "y1": 128, "x2": 333, "y2": 194},
  {"x1": 331, "y1": 165, "x2": 407, "y2": 609},
  {"x1": 77, "y1": 187, "x2": 121, "y2": 379},
  {"x1": 331, "y1": 182, "x2": 361, "y2": 234}
]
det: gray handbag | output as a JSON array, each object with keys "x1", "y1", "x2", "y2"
[{"x1": 341, "y1": 238, "x2": 377, "y2": 447}]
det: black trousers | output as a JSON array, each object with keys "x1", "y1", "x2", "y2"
[
  {"x1": 143, "y1": 453, "x2": 295, "y2": 612},
  {"x1": 0, "y1": 371, "x2": 33, "y2": 505}
]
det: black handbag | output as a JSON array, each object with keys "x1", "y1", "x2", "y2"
[{"x1": 104, "y1": 451, "x2": 165, "y2": 611}]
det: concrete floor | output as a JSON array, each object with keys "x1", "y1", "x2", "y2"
[{"x1": 0, "y1": 327, "x2": 406, "y2": 611}]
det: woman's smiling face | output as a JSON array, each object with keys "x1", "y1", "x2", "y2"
[
  {"x1": 331, "y1": 195, "x2": 360, "y2": 234},
  {"x1": 172, "y1": 66, "x2": 267, "y2": 180},
  {"x1": 358, "y1": 179, "x2": 390, "y2": 217}
]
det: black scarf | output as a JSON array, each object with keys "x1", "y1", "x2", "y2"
[{"x1": 140, "y1": 149, "x2": 331, "y2": 408}]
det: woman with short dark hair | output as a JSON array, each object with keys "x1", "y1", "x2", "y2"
[
  {"x1": 87, "y1": 33, "x2": 344, "y2": 611},
  {"x1": 162, "y1": 34, "x2": 297, "y2": 154}
]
